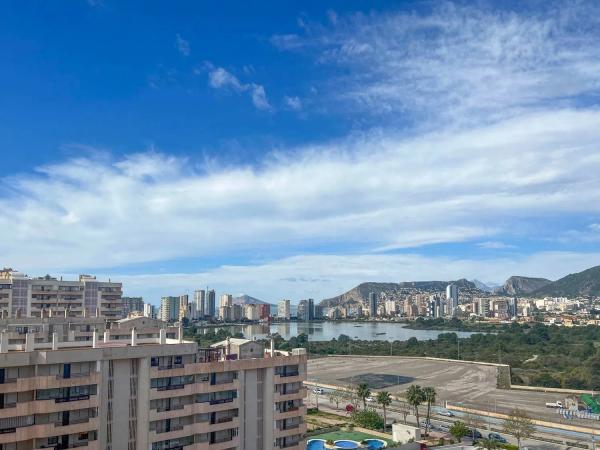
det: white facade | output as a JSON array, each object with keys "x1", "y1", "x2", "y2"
[{"x1": 277, "y1": 300, "x2": 291, "y2": 320}]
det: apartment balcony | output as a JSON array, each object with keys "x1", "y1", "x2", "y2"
[
  {"x1": 34, "y1": 440, "x2": 99, "y2": 450},
  {"x1": 275, "y1": 405, "x2": 307, "y2": 420},
  {"x1": 276, "y1": 440, "x2": 307, "y2": 450},
  {"x1": 208, "y1": 436, "x2": 240, "y2": 450},
  {"x1": 274, "y1": 422, "x2": 306, "y2": 439},
  {"x1": 0, "y1": 372, "x2": 98, "y2": 394},
  {"x1": 149, "y1": 398, "x2": 240, "y2": 422},
  {"x1": 0, "y1": 395, "x2": 99, "y2": 419},
  {"x1": 274, "y1": 373, "x2": 305, "y2": 385},
  {"x1": 149, "y1": 423, "x2": 193, "y2": 443},
  {"x1": 274, "y1": 388, "x2": 307, "y2": 403},
  {"x1": 149, "y1": 379, "x2": 239, "y2": 400},
  {"x1": 0, "y1": 417, "x2": 99, "y2": 444}
]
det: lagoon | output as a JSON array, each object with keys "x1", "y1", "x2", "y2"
[{"x1": 199, "y1": 321, "x2": 483, "y2": 341}]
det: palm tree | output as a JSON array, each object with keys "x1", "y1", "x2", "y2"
[
  {"x1": 406, "y1": 385, "x2": 425, "y2": 429},
  {"x1": 356, "y1": 383, "x2": 371, "y2": 410},
  {"x1": 476, "y1": 438, "x2": 502, "y2": 450},
  {"x1": 376, "y1": 391, "x2": 392, "y2": 431},
  {"x1": 423, "y1": 387, "x2": 437, "y2": 435}
]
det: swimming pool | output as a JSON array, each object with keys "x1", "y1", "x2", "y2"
[
  {"x1": 306, "y1": 439, "x2": 325, "y2": 450},
  {"x1": 334, "y1": 440, "x2": 360, "y2": 449},
  {"x1": 364, "y1": 439, "x2": 386, "y2": 449}
]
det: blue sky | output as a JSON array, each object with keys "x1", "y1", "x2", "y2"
[{"x1": 2, "y1": 1, "x2": 600, "y2": 305}]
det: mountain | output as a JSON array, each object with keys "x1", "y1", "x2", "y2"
[
  {"x1": 530, "y1": 265, "x2": 600, "y2": 297},
  {"x1": 471, "y1": 279, "x2": 499, "y2": 292},
  {"x1": 495, "y1": 276, "x2": 552, "y2": 296},
  {"x1": 232, "y1": 294, "x2": 273, "y2": 306},
  {"x1": 320, "y1": 279, "x2": 479, "y2": 308}
]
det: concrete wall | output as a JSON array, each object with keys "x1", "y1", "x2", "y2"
[{"x1": 392, "y1": 423, "x2": 421, "y2": 444}]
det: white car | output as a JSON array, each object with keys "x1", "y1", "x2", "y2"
[
  {"x1": 366, "y1": 396, "x2": 375, "y2": 402},
  {"x1": 313, "y1": 388, "x2": 324, "y2": 395},
  {"x1": 440, "y1": 410, "x2": 455, "y2": 417}
]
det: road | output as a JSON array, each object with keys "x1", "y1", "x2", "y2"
[{"x1": 305, "y1": 387, "x2": 599, "y2": 450}]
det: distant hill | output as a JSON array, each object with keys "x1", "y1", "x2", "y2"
[
  {"x1": 530, "y1": 265, "x2": 600, "y2": 297},
  {"x1": 320, "y1": 279, "x2": 479, "y2": 308},
  {"x1": 471, "y1": 279, "x2": 499, "y2": 292},
  {"x1": 232, "y1": 294, "x2": 273, "y2": 306},
  {"x1": 495, "y1": 276, "x2": 552, "y2": 296}
]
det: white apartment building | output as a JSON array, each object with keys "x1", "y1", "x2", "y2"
[
  {"x1": 0, "y1": 317, "x2": 307, "y2": 450},
  {"x1": 0, "y1": 269, "x2": 123, "y2": 320},
  {"x1": 277, "y1": 300, "x2": 290, "y2": 320}
]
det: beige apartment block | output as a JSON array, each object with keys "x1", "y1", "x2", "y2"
[
  {"x1": 0, "y1": 270, "x2": 123, "y2": 320},
  {"x1": 0, "y1": 317, "x2": 307, "y2": 450}
]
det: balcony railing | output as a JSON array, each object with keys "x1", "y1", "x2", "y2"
[
  {"x1": 209, "y1": 398, "x2": 235, "y2": 405},
  {"x1": 156, "y1": 404, "x2": 185, "y2": 413}
]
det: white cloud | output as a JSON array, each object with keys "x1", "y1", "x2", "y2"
[
  {"x1": 96, "y1": 251, "x2": 600, "y2": 304},
  {"x1": 176, "y1": 34, "x2": 190, "y2": 56},
  {"x1": 477, "y1": 241, "x2": 516, "y2": 250},
  {"x1": 2, "y1": 108, "x2": 600, "y2": 277},
  {"x1": 284, "y1": 95, "x2": 302, "y2": 111},
  {"x1": 207, "y1": 67, "x2": 271, "y2": 111},
  {"x1": 272, "y1": 2, "x2": 600, "y2": 125}
]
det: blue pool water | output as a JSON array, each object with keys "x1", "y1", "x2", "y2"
[
  {"x1": 334, "y1": 441, "x2": 360, "y2": 449},
  {"x1": 364, "y1": 439, "x2": 386, "y2": 449},
  {"x1": 306, "y1": 440, "x2": 325, "y2": 450}
]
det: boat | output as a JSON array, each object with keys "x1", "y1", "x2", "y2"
[
  {"x1": 375, "y1": 332, "x2": 387, "y2": 335},
  {"x1": 354, "y1": 325, "x2": 363, "y2": 327}
]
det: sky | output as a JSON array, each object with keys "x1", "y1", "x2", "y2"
[{"x1": 2, "y1": 1, "x2": 600, "y2": 305}]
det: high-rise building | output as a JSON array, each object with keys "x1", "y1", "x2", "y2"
[
  {"x1": 368, "y1": 292, "x2": 377, "y2": 318},
  {"x1": 278, "y1": 299, "x2": 291, "y2": 320},
  {"x1": 296, "y1": 300, "x2": 308, "y2": 321},
  {"x1": 207, "y1": 289, "x2": 216, "y2": 318},
  {"x1": 160, "y1": 296, "x2": 180, "y2": 322},
  {"x1": 257, "y1": 303, "x2": 270, "y2": 320},
  {"x1": 0, "y1": 269, "x2": 123, "y2": 319},
  {"x1": 508, "y1": 297, "x2": 519, "y2": 318},
  {"x1": 194, "y1": 289, "x2": 206, "y2": 318},
  {"x1": 478, "y1": 297, "x2": 490, "y2": 317},
  {"x1": 122, "y1": 296, "x2": 144, "y2": 317},
  {"x1": 0, "y1": 316, "x2": 308, "y2": 450},
  {"x1": 446, "y1": 284, "x2": 459, "y2": 315},
  {"x1": 307, "y1": 299, "x2": 315, "y2": 321},
  {"x1": 385, "y1": 299, "x2": 398, "y2": 316},
  {"x1": 220, "y1": 294, "x2": 233, "y2": 308},
  {"x1": 143, "y1": 303, "x2": 154, "y2": 318}
]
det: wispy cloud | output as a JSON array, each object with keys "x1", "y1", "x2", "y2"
[
  {"x1": 206, "y1": 66, "x2": 272, "y2": 111},
  {"x1": 108, "y1": 251, "x2": 600, "y2": 302},
  {"x1": 477, "y1": 241, "x2": 516, "y2": 250},
  {"x1": 2, "y1": 108, "x2": 600, "y2": 275},
  {"x1": 175, "y1": 34, "x2": 190, "y2": 56},
  {"x1": 271, "y1": 2, "x2": 600, "y2": 125},
  {"x1": 284, "y1": 95, "x2": 302, "y2": 111}
]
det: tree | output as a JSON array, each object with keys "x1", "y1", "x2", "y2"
[
  {"x1": 449, "y1": 421, "x2": 470, "y2": 442},
  {"x1": 476, "y1": 438, "x2": 502, "y2": 450},
  {"x1": 406, "y1": 385, "x2": 425, "y2": 428},
  {"x1": 423, "y1": 386, "x2": 437, "y2": 435},
  {"x1": 396, "y1": 401, "x2": 411, "y2": 424},
  {"x1": 376, "y1": 391, "x2": 392, "y2": 431},
  {"x1": 503, "y1": 409, "x2": 535, "y2": 449},
  {"x1": 329, "y1": 390, "x2": 344, "y2": 409},
  {"x1": 356, "y1": 383, "x2": 371, "y2": 410},
  {"x1": 351, "y1": 409, "x2": 384, "y2": 430}
]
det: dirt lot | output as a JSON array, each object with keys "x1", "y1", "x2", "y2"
[{"x1": 307, "y1": 356, "x2": 590, "y2": 426}]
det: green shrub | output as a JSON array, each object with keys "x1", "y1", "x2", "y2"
[{"x1": 351, "y1": 409, "x2": 384, "y2": 430}]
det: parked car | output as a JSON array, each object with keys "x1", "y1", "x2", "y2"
[
  {"x1": 488, "y1": 432, "x2": 508, "y2": 443},
  {"x1": 313, "y1": 388, "x2": 324, "y2": 395},
  {"x1": 440, "y1": 410, "x2": 455, "y2": 417},
  {"x1": 366, "y1": 396, "x2": 375, "y2": 402},
  {"x1": 470, "y1": 430, "x2": 483, "y2": 439}
]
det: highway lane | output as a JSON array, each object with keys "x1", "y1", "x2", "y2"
[{"x1": 305, "y1": 387, "x2": 599, "y2": 450}]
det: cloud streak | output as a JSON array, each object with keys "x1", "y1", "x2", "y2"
[
  {"x1": 207, "y1": 66, "x2": 272, "y2": 111},
  {"x1": 272, "y1": 2, "x2": 600, "y2": 125}
]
